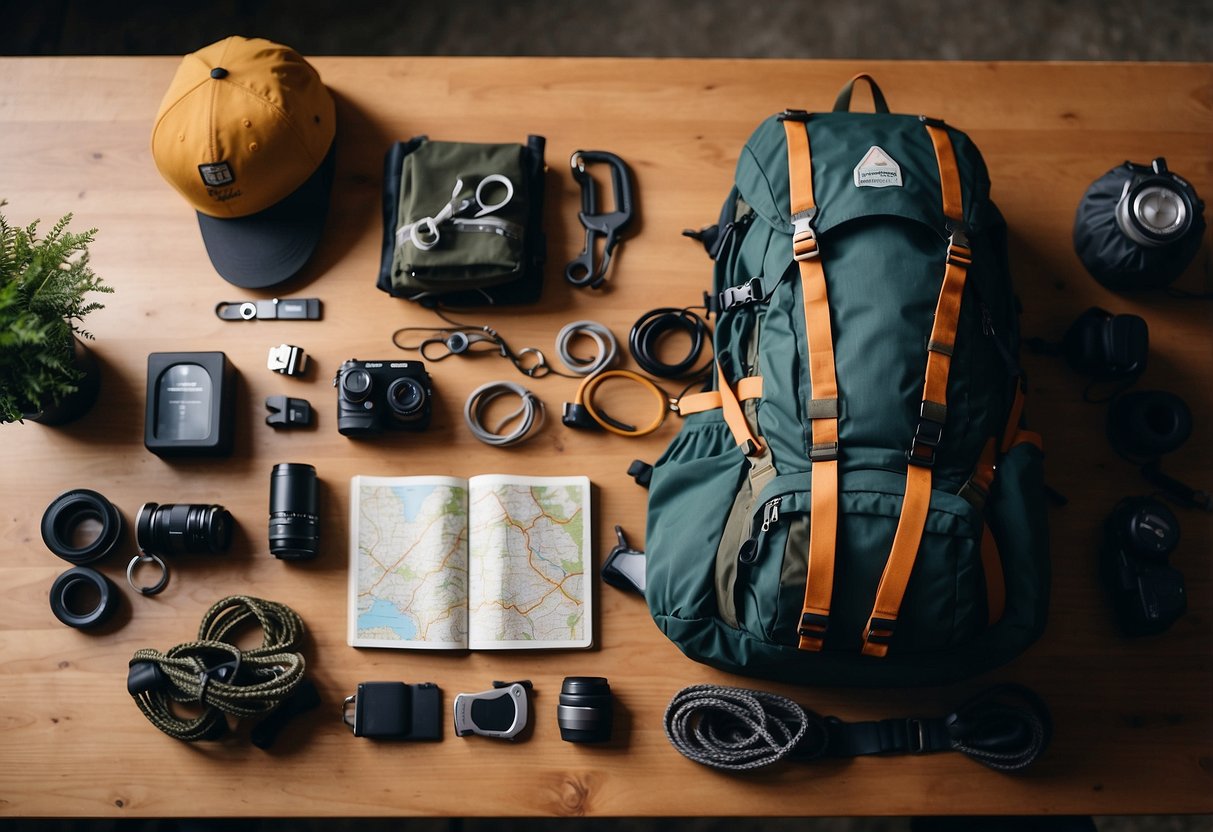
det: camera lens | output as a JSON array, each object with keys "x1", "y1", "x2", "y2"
[
  {"x1": 557, "y1": 676, "x2": 613, "y2": 743},
  {"x1": 341, "y1": 368, "x2": 373, "y2": 402},
  {"x1": 386, "y1": 377, "x2": 426, "y2": 420},
  {"x1": 269, "y1": 463, "x2": 319, "y2": 560},
  {"x1": 136, "y1": 502, "x2": 233, "y2": 557}
]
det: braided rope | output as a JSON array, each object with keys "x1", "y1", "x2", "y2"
[
  {"x1": 130, "y1": 596, "x2": 307, "y2": 742},
  {"x1": 663, "y1": 684, "x2": 812, "y2": 771}
]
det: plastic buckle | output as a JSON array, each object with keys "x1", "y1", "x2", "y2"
[
  {"x1": 865, "y1": 616, "x2": 897, "y2": 645},
  {"x1": 779, "y1": 108, "x2": 810, "y2": 122},
  {"x1": 905, "y1": 718, "x2": 927, "y2": 754},
  {"x1": 809, "y1": 442, "x2": 839, "y2": 463},
  {"x1": 907, "y1": 402, "x2": 946, "y2": 468},
  {"x1": 946, "y1": 222, "x2": 972, "y2": 267},
  {"x1": 792, "y1": 213, "x2": 819, "y2": 261},
  {"x1": 717, "y1": 277, "x2": 764, "y2": 312},
  {"x1": 798, "y1": 610, "x2": 829, "y2": 639}
]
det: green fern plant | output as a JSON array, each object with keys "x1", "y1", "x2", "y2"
[{"x1": 0, "y1": 202, "x2": 113, "y2": 423}]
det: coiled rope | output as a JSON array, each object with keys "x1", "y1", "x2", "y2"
[
  {"x1": 128, "y1": 596, "x2": 307, "y2": 742},
  {"x1": 464, "y1": 381, "x2": 546, "y2": 447}
]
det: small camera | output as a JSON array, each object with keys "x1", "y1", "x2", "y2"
[{"x1": 334, "y1": 359, "x2": 433, "y2": 437}]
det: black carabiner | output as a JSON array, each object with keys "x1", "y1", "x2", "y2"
[{"x1": 566, "y1": 150, "x2": 635, "y2": 290}]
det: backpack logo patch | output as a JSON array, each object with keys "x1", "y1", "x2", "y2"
[{"x1": 853, "y1": 146, "x2": 903, "y2": 189}]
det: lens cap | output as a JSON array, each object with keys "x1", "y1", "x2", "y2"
[{"x1": 557, "y1": 676, "x2": 613, "y2": 743}]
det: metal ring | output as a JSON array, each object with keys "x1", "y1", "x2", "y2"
[
  {"x1": 514, "y1": 347, "x2": 550, "y2": 378},
  {"x1": 127, "y1": 553, "x2": 170, "y2": 596},
  {"x1": 474, "y1": 174, "x2": 514, "y2": 216},
  {"x1": 556, "y1": 321, "x2": 618, "y2": 376},
  {"x1": 50, "y1": 566, "x2": 119, "y2": 629},
  {"x1": 464, "y1": 381, "x2": 546, "y2": 447},
  {"x1": 41, "y1": 489, "x2": 124, "y2": 565}
]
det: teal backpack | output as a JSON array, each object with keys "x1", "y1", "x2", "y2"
[{"x1": 645, "y1": 76, "x2": 1050, "y2": 686}]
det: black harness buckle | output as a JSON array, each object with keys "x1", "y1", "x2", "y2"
[{"x1": 566, "y1": 150, "x2": 635, "y2": 289}]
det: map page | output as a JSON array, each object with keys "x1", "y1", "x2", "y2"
[
  {"x1": 348, "y1": 474, "x2": 591, "y2": 650},
  {"x1": 467, "y1": 475, "x2": 591, "y2": 649}
]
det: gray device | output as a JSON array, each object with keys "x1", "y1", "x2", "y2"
[{"x1": 452, "y1": 680, "x2": 531, "y2": 740}]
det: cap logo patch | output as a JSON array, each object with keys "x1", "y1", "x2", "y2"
[
  {"x1": 198, "y1": 162, "x2": 235, "y2": 187},
  {"x1": 853, "y1": 146, "x2": 903, "y2": 189}
]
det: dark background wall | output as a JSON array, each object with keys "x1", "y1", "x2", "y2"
[{"x1": 3, "y1": 0, "x2": 1210, "y2": 60}]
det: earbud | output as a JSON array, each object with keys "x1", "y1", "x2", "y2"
[{"x1": 1100, "y1": 496, "x2": 1186, "y2": 636}]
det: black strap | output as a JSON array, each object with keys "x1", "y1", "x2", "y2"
[{"x1": 832, "y1": 73, "x2": 891, "y2": 114}]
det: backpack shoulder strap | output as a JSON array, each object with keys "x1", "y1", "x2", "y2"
[
  {"x1": 782, "y1": 114, "x2": 841, "y2": 652},
  {"x1": 862, "y1": 119, "x2": 974, "y2": 658}
]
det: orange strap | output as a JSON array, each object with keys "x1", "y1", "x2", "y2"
[
  {"x1": 783, "y1": 116, "x2": 840, "y2": 651},
  {"x1": 862, "y1": 121, "x2": 971, "y2": 658},
  {"x1": 677, "y1": 376, "x2": 764, "y2": 415},
  {"x1": 715, "y1": 360, "x2": 762, "y2": 455}
]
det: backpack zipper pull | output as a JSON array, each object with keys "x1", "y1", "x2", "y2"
[{"x1": 761, "y1": 496, "x2": 782, "y2": 532}]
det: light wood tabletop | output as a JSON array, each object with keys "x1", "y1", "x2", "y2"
[{"x1": 0, "y1": 57, "x2": 1210, "y2": 818}]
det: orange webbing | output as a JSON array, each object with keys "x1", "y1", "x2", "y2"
[
  {"x1": 925, "y1": 122, "x2": 964, "y2": 224},
  {"x1": 861, "y1": 124, "x2": 971, "y2": 658},
  {"x1": 716, "y1": 360, "x2": 762, "y2": 455},
  {"x1": 980, "y1": 523, "x2": 1006, "y2": 626},
  {"x1": 677, "y1": 376, "x2": 764, "y2": 415},
  {"x1": 783, "y1": 117, "x2": 840, "y2": 652}
]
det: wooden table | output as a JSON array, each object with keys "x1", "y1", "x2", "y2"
[{"x1": 1, "y1": 58, "x2": 1210, "y2": 819}]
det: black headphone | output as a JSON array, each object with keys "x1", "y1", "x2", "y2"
[
  {"x1": 1061, "y1": 307, "x2": 1148, "y2": 383},
  {"x1": 1100, "y1": 496, "x2": 1186, "y2": 636}
]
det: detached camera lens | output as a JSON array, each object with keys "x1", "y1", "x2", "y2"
[
  {"x1": 136, "y1": 502, "x2": 233, "y2": 556},
  {"x1": 387, "y1": 377, "x2": 425, "y2": 419},
  {"x1": 269, "y1": 463, "x2": 319, "y2": 560},
  {"x1": 557, "y1": 676, "x2": 613, "y2": 743}
]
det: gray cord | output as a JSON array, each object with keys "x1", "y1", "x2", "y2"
[
  {"x1": 464, "y1": 381, "x2": 546, "y2": 447},
  {"x1": 663, "y1": 684, "x2": 810, "y2": 771},
  {"x1": 555, "y1": 320, "x2": 618, "y2": 376}
]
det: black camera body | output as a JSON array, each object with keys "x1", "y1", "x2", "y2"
[{"x1": 334, "y1": 359, "x2": 432, "y2": 437}]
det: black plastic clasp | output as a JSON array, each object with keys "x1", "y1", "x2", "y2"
[
  {"x1": 562, "y1": 402, "x2": 601, "y2": 431},
  {"x1": 906, "y1": 402, "x2": 946, "y2": 468},
  {"x1": 798, "y1": 611, "x2": 829, "y2": 639},
  {"x1": 265, "y1": 395, "x2": 314, "y2": 429},
  {"x1": 717, "y1": 277, "x2": 765, "y2": 313},
  {"x1": 627, "y1": 459, "x2": 653, "y2": 488},
  {"x1": 865, "y1": 616, "x2": 897, "y2": 646},
  {"x1": 566, "y1": 149, "x2": 635, "y2": 289},
  {"x1": 602, "y1": 525, "x2": 646, "y2": 595}
]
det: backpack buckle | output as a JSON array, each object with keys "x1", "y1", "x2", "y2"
[
  {"x1": 907, "y1": 401, "x2": 947, "y2": 468},
  {"x1": 946, "y1": 222, "x2": 972, "y2": 267},
  {"x1": 799, "y1": 610, "x2": 829, "y2": 640},
  {"x1": 792, "y1": 212, "x2": 819, "y2": 261},
  {"x1": 865, "y1": 616, "x2": 897, "y2": 646},
  {"x1": 717, "y1": 277, "x2": 765, "y2": 312}
]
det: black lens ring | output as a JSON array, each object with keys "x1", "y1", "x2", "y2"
[
  {"x1": 49, "y1": 566, "x2": 119, "y2": 629},
  {"x1": 41, "y1": 489, "x2": 124, "y2": 565}
]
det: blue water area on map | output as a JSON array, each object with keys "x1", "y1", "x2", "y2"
[
  {"x1": 358, "y1": 598, "x2": 418, "y2": 640},
  {"x1": 392, "y1": 485, "x2": 437, "y2": 522}
]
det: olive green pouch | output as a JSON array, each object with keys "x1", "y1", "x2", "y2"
[{"x1": 377, "y1": 135, "x2": 546, "y2": 306}]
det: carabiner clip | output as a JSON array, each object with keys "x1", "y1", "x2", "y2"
[{"x1": 566, "y1": 150, "x2": 636, "y2": 290}]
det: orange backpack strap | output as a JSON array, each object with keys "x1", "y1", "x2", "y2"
[
  {"x1": 862, "y1": 120, "x2": 973, "y2": 658},
  {"x1": 782, "y1": 115, "x2": 841, "y2": 651}
]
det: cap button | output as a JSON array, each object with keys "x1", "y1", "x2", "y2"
[{"x1": 210, "y1": 67, "x2": 229, "y2": 79}]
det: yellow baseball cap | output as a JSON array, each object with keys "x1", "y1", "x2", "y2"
[{"x1": 151, "y1": 36, "x2": 336, "y2": 287}]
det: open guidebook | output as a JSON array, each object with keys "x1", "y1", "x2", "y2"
[{"x1": 348, "y1": 474, "x2": 592, "y2": 650}]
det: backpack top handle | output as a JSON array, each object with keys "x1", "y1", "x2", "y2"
[{"x1": 833, "y1": 73, "x2": 891, "y2": 114}]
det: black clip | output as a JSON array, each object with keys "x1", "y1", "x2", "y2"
[
  {"x1": 717, "y1": 277, "x2": 765, "y2": 313},
  {"x1": 627, "y1": 459, "x2": 653, "y2": 488},
  {"x1": 602, "y1": 525, "x2": 646, "y2": 595},
  {"x1": 265, "y1": 396, "x2": 314, "y2": 429},
  {"x1": 566, "y1": 150, "x2": 635, "y2": 290},
  {"x1": 906, "y1": 401, "x2": 947, "y2": 468}
]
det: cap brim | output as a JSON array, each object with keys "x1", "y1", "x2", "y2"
[{"x1": 196, "y1": 143, "x2": 336, "y2": 288}]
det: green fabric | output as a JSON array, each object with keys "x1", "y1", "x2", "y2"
[
  {"x1": 645, "y1": 105, "x2": 1049, "y2": 686},
  {"x1": 391, "y1": 140, "x2": 529, "y2": 294}
]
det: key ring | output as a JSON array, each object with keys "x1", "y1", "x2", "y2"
[{"x1": 127, "y1": 552, "x2": 170, "y2": 596}]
